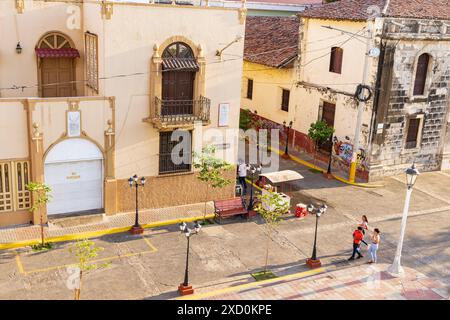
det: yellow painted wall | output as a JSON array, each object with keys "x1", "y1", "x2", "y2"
[
  {"x1": 0, "y1": 100, "x2": 29, "y2": 160},
  {"x1": 242, "y1": 61, "x2": 296, "y2": 124}
]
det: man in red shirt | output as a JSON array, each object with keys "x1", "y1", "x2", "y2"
[{"x1": 348, "y1": 226, "x2": 364, "y2": 260}]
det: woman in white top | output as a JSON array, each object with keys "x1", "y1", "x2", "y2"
[{"x1": 368, "y1": 228, "x2": 381, "y2": 264}]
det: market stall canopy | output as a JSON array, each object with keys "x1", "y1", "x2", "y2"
[{"x1": 259, "y1": 170, "x2": 304, "y2": 184}]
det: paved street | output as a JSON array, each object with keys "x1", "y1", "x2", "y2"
[{"x1": 0, "y1": 154, "x2": 449, "y2": 299}]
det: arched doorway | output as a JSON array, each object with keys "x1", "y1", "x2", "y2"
[
  {"x1": 162, "y1": 42, "x2": 198, "y2": 115},
  {"x1": 36, "y1": 32, "x2": 79, "y2": 97},
  {"x1": 44, "y1": 138, "x2": 103, "y2": 216}
]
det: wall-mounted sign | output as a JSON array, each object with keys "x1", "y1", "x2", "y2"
[
  {"x1": 218, "y1": 103, "x2": 230, "y2": 127},
  {"x1": 66, "y1": 172, "x2": 81, "y2": 180},
  {"x1": 67, "y1": 111, "x2": 81, "y2": 137}
]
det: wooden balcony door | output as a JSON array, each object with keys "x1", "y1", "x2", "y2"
[
  {"x1": 162, "y1": 71, "x2": 195, "y2": 116},
  {"x1": 41, "y1": 57, "x2": 75, "y2": 97},
  {"x1": 320, "y1": 102, "x2": 336, "y2": 153}
]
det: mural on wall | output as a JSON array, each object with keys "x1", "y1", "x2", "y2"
[{"x1": 332, "y1": 137, "x2": 369, "y2": 174}]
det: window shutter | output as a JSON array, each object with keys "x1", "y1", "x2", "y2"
[
  {"x1": 281, "y1": 89, "x2": 290, "y2": 112},
  {"x1": 247, "y1": 79, "x2": 253, "y2": 100},
  {"x1": 406, "y1": 118, "x2": 420, "y2": 149},
  {"x1": 413, "y1": 54, "x2": 429, "y2": 96},
  {"x1": 329, "y1": 47, "x2": 343, "y2": 74}
]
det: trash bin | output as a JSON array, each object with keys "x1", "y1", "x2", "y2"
[{"x1": 295, "y1": 203, "x2": 307, "y2": 218}]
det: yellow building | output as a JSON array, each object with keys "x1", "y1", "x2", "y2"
[
  {"x1": 242, "y1": 0, "x2": 450, "y2": 181},
  {"x1": 241, "y1": 16, "x2": 299, "y2": 128},
  {"x1": 0, "y1": 0, "x2": 246, "y2": 227}
]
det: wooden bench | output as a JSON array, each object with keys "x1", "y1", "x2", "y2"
[{"x1": 214, "y1": 197, "x2": 249, "y2": 224}]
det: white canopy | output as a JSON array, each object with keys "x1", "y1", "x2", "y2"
[{"x1": 259, "y1": 170, "x2": 304, "y2": 184}]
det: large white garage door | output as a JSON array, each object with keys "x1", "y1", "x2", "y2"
[{"x1": 45, "y1": 139, "x2": 103, "y2": 215}]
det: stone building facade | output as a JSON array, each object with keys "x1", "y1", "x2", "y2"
[{"x1": 369, "y1": 17, "x2": 450, "y2": 179}]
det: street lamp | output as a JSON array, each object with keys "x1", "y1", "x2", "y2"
[
  {"x1": 128, "y1": 174, "x2": 146, "y2": 235},
  {"x1": 178, "y1": 221, "x2": 202, "y2": 296},
  {"x1": 246, "y1": 164, "x2": 262, "y2": 211},
  {"x1": 387, "y1": 163, "x2": 419, "y2": 277},
  {"x1": 306, "y1": 203, "x2": 328, "y2": 269},
  {"x1": 282, "y1": 120, "x2": 293, "y2": 159}
]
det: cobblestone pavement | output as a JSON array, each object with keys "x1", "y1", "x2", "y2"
[{"x1": 201, "y1": 264, "x2": 448, "y2": 300}]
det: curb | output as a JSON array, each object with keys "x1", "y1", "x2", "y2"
[
  {"x1": 177, "y1": 267, "x2": 326, "y2": 300},
  {"x1": 0, "y1": 214, "x2": 215, "y2": 251},
  {"x1": 268, "y1": 146, "x2": 384, "y2": 189}
]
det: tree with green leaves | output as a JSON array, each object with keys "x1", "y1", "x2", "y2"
[
  {"x1": 26, "y1": 182, "x2": 52, "y2": 248},
  {"x1": 308, "y1": 120, "x2": 335, "y2": 167},
  {"x1": 69, "y1": 239, "x2": 109, "y2": 300},
  {"x1": 239, "y1": 108, "x2": 253, "y2": 131},
  {"x1": 193, "y1": 145, "x2": 233, "y2": 220},
  {"x1": 254, "y1": 191, "x2": 290, "y2": 274}
]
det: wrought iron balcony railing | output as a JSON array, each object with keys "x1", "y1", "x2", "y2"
[{"x1": 154, "y1": 96, "x2": 211, "y2": 126}]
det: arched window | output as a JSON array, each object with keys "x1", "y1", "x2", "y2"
[
  {"x1": 162, "y1": 42, "x2": 195, "y2": 59},
  {"x1": 36, "y1": 32, "x2": 79, "y2": 97},
  {"x1": 38, "y1": 33, "x2": 73, "y2": 49},
  {"x1": 413, "y1": 53, "x2": 430, "y2": 96},
  {"x1": 161, "y1": 42, "x2": 199, "y2": 116}
]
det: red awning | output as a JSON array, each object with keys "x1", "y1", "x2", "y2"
[{"x1": 35, "y1": 48, "x2": 80, "y2": 58}]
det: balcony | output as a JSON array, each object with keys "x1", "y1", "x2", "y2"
[{"x1": 149, "y1": 96, "x2": 211, "y2": 130}]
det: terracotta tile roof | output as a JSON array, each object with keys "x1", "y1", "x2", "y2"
[
  {"x1": 244, "y1": 16, "x2": 300, "y2": 68},
  {"x1": 299, "y1": 0, "x2": 450, "y2": 21}
]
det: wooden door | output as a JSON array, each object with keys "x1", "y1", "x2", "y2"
[
  {"x1": 162, "y1": 71, "x2": 195, "y2": 115},
  {"x1": 320, "y1": 102, "x2": 336, "y2": 153},
  {"x1": 41, "y1": 58, "x2": 75, "y2": 97}
]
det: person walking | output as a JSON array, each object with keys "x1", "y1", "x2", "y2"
[
  {"x1": 368, "y1": 228, "x2": 381, "y2": 264},
  {"x1": 348, "y1": 226, "x2": 365, "y2": 260},
  {"x1": 237, "y1": 160, "x2": 248, "y2": 195},
  {"x1": 358, "y1": 215, "x2": 369, "y2": 245}
]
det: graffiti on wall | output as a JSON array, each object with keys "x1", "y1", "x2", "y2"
[{"x1": 333, "y1": 137, "x2": 369, "y2": 173}]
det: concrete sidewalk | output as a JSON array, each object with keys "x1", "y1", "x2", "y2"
[
  {"x1": 0, "y1": 202, "x2": 214, "y2": 245},
  {"x1": 191, "y1": 263, "x2": 449, "y2": 300}
]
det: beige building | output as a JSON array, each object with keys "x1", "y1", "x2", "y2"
[
  {"x1": 242, "y1": 0, "x2": 450, "y2": 181},
  {"x1": 0, "y1": 0, "x2": 246, "y2": 227}
]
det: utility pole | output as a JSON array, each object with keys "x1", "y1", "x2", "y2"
[{"x1": 349, "y1": 22, "x2": 374, "y2": 183}]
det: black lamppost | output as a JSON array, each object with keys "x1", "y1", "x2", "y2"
[
  {"x1": 178, "y1": 221, "x2": 201, "y2": 295},
  {"x1": 128, "y1": 174, "x2": 146, "y2": 235},
  {"x1": 325, "y1": 136, "x2": 337, "y2": 177},
  {"x1": 306, "y1": 204, "x2": 328, "y2": 269},
  {"x1": 282, "y1": 120, "x2": 293, "y2": 158},
  {"x1": 247, "y1": 164, "x2": 262, "y2": 211}
]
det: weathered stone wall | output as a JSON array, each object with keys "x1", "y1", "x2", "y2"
[{"x1": 369, "y1": 18, "x2": 450, "y2": 180}]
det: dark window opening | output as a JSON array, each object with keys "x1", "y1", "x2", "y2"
[
  {"x1": 281, "y1": 89, "x2": 290, "y2": 112},
  {"x1": 247, "y1": 79, "x2": 253, "y2": 100},
  {"x1": 413, "y1": 53, "x2": 430, "y2": 96},
  {"x1": 405, "y1": 118, "x2": 421, "y2": 149},
  {"x1": 329, "y1": 47, "x2": 343, "y2": 74},
  {"x1": 159, "y1": 131, "x2": 192, "y2": 174},
  {"x1": 319, "y1": 101, "x2": 336, "y2": 153}
]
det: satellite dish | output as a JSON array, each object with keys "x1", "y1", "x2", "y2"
[{"x1": 368, "y1": 47, "x2": 381, "y2": 57}]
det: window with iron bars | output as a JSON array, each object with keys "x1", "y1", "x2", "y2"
[{"x1": 159, "y1": 131, "x2": 192, "y2": 174}]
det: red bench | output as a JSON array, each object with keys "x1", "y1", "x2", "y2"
[{"x1": 214, "y1": 198, "x2": 249, "y2": 223}]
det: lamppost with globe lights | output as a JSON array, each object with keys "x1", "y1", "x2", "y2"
[
  {"x1": 128, "y1": 174, "x2": 146, "y2": 235},
  {"x1": 306, "y1": 203, "x2": 328, "y2": 269},
  {"x1": 178, "y1": 221, "x2": 201, "y2": 295},
  {"x1": 387, "y1": 163, "x2": 419, "y2": 277},
  {"x1": 282, "y1": 120, "x2": 293, "y2": 159},
  {"x1": 247, "y1": 164, "x2": 262, "y2": 211}
]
